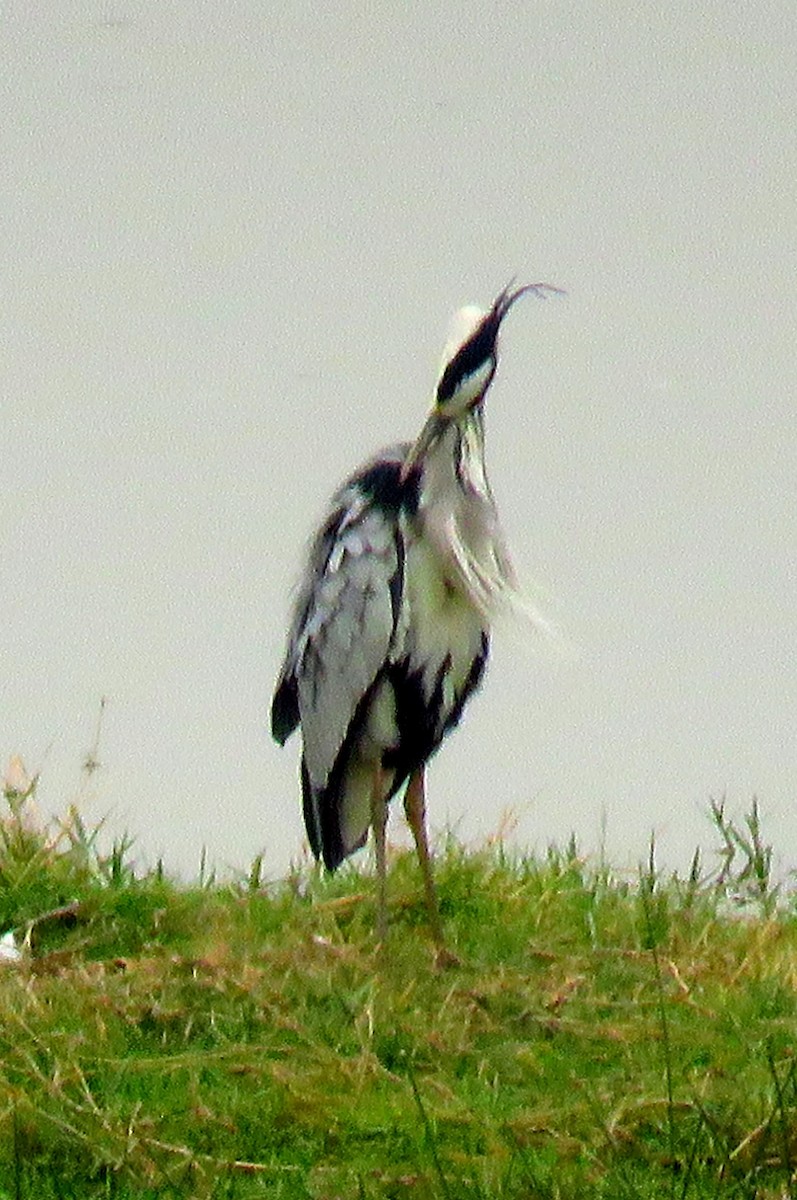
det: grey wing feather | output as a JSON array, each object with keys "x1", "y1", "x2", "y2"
[{"x1": 271, "y1": 483, "x2": 402, "y2": 792}]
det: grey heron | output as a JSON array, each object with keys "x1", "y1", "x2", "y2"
[{"x1": 271, "y1": 282, "x2": 559, "y2": 959}]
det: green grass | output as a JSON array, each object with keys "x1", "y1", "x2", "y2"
[{"x1": 0, "y1": 776, "x2": 794, "y2": 1199}]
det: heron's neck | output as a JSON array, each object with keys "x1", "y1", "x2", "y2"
[
  {"x1": 412, "y1": 410, "x2": 520, "y2": 618},
  {"x1": 420, "y1": 409, "x2": 491, "y2": 512}
]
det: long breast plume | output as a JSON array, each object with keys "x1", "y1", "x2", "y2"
[{"x1": 441, "y1": 507, "x2": 556, "y2": 638}]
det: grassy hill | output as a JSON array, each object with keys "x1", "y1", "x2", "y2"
[{"x1": 0, "y1": 780, "x2": 794, "y2": 1199}]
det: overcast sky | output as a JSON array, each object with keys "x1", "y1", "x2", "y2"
[{"x1": 2, "y1": 2, "x2": 795, "y2": 882}]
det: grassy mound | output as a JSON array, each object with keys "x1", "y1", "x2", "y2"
[{"x1": 0, "y1": 774, "x2": 794, "y2": 1199}]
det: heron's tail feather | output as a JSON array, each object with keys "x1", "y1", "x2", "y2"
[{"x1": 303, "y1": 753, "x2": 396, "y2": 872}]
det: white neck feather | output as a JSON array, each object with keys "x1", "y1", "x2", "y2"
[{"x1": 414, "y1": 415, "x2": 549, "y2": 632}]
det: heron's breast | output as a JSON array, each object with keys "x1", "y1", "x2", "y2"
[{"x1": 401, "y1": 537, "x2": 487, "y2": 702}]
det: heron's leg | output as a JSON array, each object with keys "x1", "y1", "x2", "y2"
[
  {"x1": 403, "y1": 767, "x2": 456, "y2": 964},
  {"x1": 370, "y1": 767, "x2": 389, "y2": 945}
]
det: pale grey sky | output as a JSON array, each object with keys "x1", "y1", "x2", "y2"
[{"x1": 2, "y1": 2, "x2": 796, "y2": 881}]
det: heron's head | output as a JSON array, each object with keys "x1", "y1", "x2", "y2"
[
  {"x1": 436, "y1": 285, "x2": 525, "y2": 418},
  {"x1": 401, "y1": 282, "x2": 562, "y2": 481}
]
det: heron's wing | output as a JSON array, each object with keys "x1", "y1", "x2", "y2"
[
  {"x1": 271, "y1": 663, "x2": 300, "y2": 746},
  {"x1": 271, "y1": 481, "x2": 404, "y2": 794}
]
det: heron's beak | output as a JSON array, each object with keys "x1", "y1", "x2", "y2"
[{"x1": 491, "y1": 280, "x2": 566, "y2": 323}]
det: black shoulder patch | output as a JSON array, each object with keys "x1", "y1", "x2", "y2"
[{"x1": 355, "y1": 456, "x2": 420, "y2": 518}]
